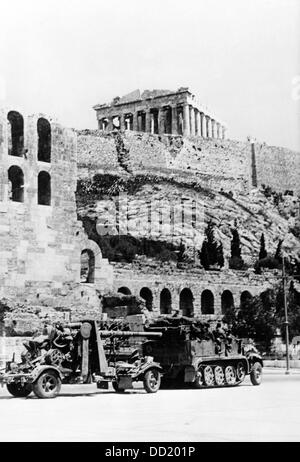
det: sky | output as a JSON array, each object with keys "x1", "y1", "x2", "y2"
[{"x1": 0, "y1": 0, "x2": 300, "y2": 151}]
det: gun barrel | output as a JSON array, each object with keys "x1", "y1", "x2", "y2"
[{"x1": 99, "y1": 330, "x2": 162, "y2": 338}]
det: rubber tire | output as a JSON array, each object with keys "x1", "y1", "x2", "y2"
[
  {"x1": 236, "y1": 362, "x2": 246, "y2": 383},
  {"x1": 250, "y1": 362, "x2": 262, "y2": 386},
  {"x1": 203, "y1": 366, "x2": 215, "y2": 387},
  {"x1": 224, "y1": 365, "x2": 236, "y2": 385},
  {"x1": 143, "y1": 369, "x2": 161, "y2": 393},
  {"x1": 194, "y1": 367, "x2": 204, "y2": 389},
  {"x1": 33, "y1": 371, "x2": 61, "y2": 399},
  {"x1": 112, "y1": 381, "x2": 125, "y2": 393},
  {"x1": 214, "y1": 366, "x2": 225, "y2": 386},
  {"x1": 7, "y1": 382, "x2": 32, "y2": 397}
]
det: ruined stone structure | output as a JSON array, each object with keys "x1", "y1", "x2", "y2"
[
  {"x1": 112, "y1": 262, "x2": 278, "y2": 318},
  {"x1": 1, "y1": 92, "x2": 299, "y2": 331},
  {"x1": 93, "y1": 88, "x2": 226, "y2": 139},
  {"x1": 0, "y1": 107, "x2": 113, "y2": 317}
]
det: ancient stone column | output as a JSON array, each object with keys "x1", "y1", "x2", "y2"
[
  {"x1": 137, "y1": 114, "x2": 141, "y2": 132},
  {"x1": 183, "y1": 104, "x2": 190, "y2": 137},
  {"x1": 119, "y1": 114, "x2": 125, "y2": 131},
  {"x1": 133, "y1": 112, "x2": 139, "y2": 131},
  {"x1": 125, "y1": 116, "x2": 131, "y2": 130},
  {"x1": 107, "y1": 117, "x2": 114, "y2": 131},
  {"x1": 158, "y1": 108, "x2": 165, "y2": 134},
  {"x1": 150, "y1": 112, "x2": 155, "y2": 134},
  {"x1": 206, "y1": 115, "x2": 212, "y2": 138},
  {"x1": 145, "y1": 109, "x2": 151, "y2": 133},
  {"x1": 211, "y1": 119, "x2": 216, "y2": 139},
  {"x1": 222, "y1": 126, "x2": 226, "y2": 139},
  {"x1": 190, "y1": 106, "x2": 195, "y2": 136},
  {"x1": 195, "y1": 110, "x2": 201, "y2": 136},
  {"x1": 171, "y1": 105, "x2": 178, "y2": 135},
  {"x1": 216, "y1": 122, "x2": 221, "y2": 139},
  {"x1": 200, "y1": 113, "x2": 206, "y2": 137}
]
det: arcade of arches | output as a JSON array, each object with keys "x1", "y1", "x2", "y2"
[{"x1": 113, "y1": 281, "x2": 258, "y2": 317}]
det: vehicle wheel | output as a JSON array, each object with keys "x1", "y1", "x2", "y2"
[
  {"x1": 7, "y1": 382, "x2": 32, "y2": 397},
  {"x1": 194, "y1": 367, "x2": 204, "y2": 389},
  {"x1": 143, "y1": 369, "x2": 161, "y2": 393},
  {"x1": 112, "y1": 381, "x2": 125, "y2": 393},
  {"x1": 250, "y1": 362, "x2": 262, "y2": 386},
  {"x1": 214, "y1": 366, "x2": 225, "y2": 386},
  {"x1": 203, "y1": 365, "x2": 214, "y2": 387},
  {"x1": 224, "y1": 365, "x2": 236, "y2": 385},
  {"x1": 236, "y1": 362, "x2": 246, "y2": 383},
  {"x1": 33, "y1": 371, "x2": 61, "y2": 398}
]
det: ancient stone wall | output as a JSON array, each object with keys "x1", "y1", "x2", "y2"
[
  {"x1": 255, "y1": 143, "x2": 300, "y2": 194},
  {"x1": 77, "y1": 130, "x2": 250, "y2": 193},
  {"x1": 0, "y1": 107, "x2": 113, "y2": 313},
  {"x1": 112, "y1": 261, "x2": 279, "y2": 319},
  {"x1": 77, "y1": 130, "x2": 300, "y2": 195}
]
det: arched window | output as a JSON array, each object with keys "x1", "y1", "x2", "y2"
[
  {"x1": 160, "y1": 288, "x2": 172, "y2": 314},
  {"x1": 118, "y1": 287, "x2": 131, "y2": 295},
  {"x1": 38, "y1": 171, "x2": 51, "y2": 205},
  {"x1": 221, "y1": 290, "x2": 234, "y2": 315},
  {"x1": 240, "y1": 291, "x2": 252, "y2": 308},
  {"x1": 140, "y1": 287, "x2": 153, "y2": 311},
  {"x1": 179, "y1": 288, "x2": 194, "y2": 317},
  {"x1": 201, "y1": 290, "x2": 214, "y2": 314},
  {"x1": 8, "y1": 166, "x2": 24, "y2": 202},
  {"x1": 80, "y1": 249, "x2": 95, "y2": 283},
  {"x1": 7, "y1": 111, "x2": 24, "y2": 157},
  {"x1": 37, "y1": 118, "x2": 51, "y2": 162}
]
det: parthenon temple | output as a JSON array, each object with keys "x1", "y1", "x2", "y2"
[{"x1": 93, "y1": 87, "x2": 227, "y2": 139}]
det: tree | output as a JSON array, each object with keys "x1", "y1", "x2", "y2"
[
  {"x1": 229, "y1": 227, "x2": 244, "y2": 270},
  {"x1": 199, "y1": 220, "x2": 224, "y2": 269},
  {"x1": 217, "y1": 242, "x2": 225, "y2": 268},
  {"x1": 259, "y1": 233, "x2": 267, "y2": 260},
  {"x1": 274, "y1": 239, "x2": 283, "y2": 263},
  {"x1": 231, "y1": 228, "x2": 242, "y2": 259},
  {"x1": 222, "y1": 282, "x2": 300, "y2": 352},
  {"x1": 199, "y1": 240, "x2": 210, "y2": 270},
  {"x1": 254, "y1": 238, "x2": 283, "y2": 273},
  {"x1": 177, "y1": 240, "x2": 186, "y2": 263}
]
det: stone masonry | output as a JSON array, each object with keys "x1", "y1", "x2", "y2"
[
  {"x1": 112, "y1": 261, "x2": 279, "y2": 319},
  {"x1": 0, "y1": 107, "x2": 113, "y2": 316},
  {"x1": 93, "y1": 88, "x2": 227, "y2": 139}
]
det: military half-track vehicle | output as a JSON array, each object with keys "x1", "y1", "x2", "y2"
[{"x1": 142, "y1": 316, "x2": 263, "y2": 388}]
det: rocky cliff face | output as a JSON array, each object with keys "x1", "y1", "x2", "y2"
[{"x1": 76, "y1": 168, "x2": 300, "y2": 266}]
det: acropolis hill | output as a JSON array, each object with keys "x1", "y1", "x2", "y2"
[{"x1": 0, "y1": 87, "x2": 300, "y2": 333}]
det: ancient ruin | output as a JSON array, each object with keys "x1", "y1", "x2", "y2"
[
  {"x1": 0, "y1": 88, "x2": 299, "y2": 346},
  {"x1": 0, "y1": 107, "x2": 113, "y2": 325},
  {"x1": 93, "y1": 88, "x2": 226, "y2": 139}
]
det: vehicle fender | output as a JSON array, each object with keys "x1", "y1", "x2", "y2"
[
  {"x1": 247, "y1": 353, "x2": 263, "y2": 369},
  {"x1": 134, "y1": 362, "x2": 163, "y2": 379},
  {"x1": 31, "y1": 365, "x2": 63, "y2": 383}
]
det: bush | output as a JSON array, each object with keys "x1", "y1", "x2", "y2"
[
  {"x1": 254, "y1": 256, "x2": 281, "y2": 273},
  {"x1": 199, "y1": 221, "x2": 224, "y2": 270},
  {"x1": 229, "y1": 256, "x2": 246, "y2": 270},
  {"x1": 157, "y1": 249, "x2": 177, "y2": 262}
]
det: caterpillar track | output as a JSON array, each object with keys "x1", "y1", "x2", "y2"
[{"x1": 143, "y1": 316, "x2": 263, "y2": 388}]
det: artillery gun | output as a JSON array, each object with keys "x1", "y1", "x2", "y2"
[
  {"x1": 142, "y1": 316, "x2": 263, "y2": 388},
  {"x1": 0, "y1": 320, "x2": 163, "y2": 398}
]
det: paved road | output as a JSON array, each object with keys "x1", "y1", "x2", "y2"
[{"x1": 0, "y1": 369, "x2": 299, "y2": 442}]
